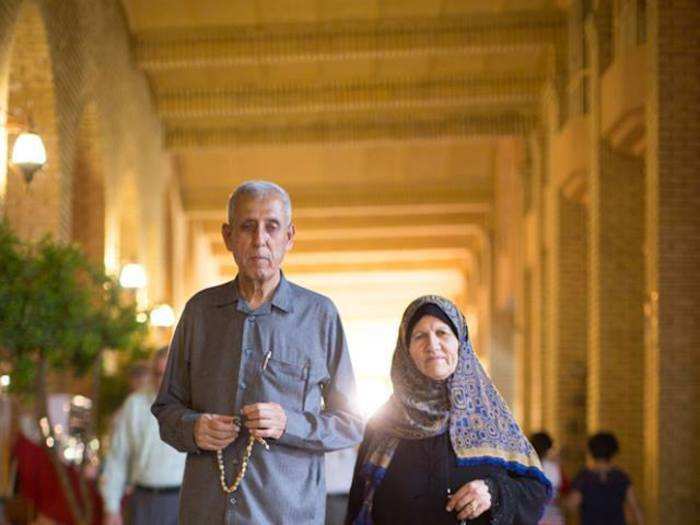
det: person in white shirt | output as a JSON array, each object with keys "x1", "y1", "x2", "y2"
[
  {"x1": 530, "y1": 432, "x2": 566, "y2": 525},
  {"x1": 100, "y1": 348, "x2": 186, "y2": 525}
]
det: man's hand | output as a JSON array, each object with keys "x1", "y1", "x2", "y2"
[
  {"x1": 446, "y1": 479, "x2": 492, "y2": 520},
  {"x1": 242, "y1": 402, "x2": 287, "y2": 439},
  {"x1": 194, "y1": 414, "x2": 240, "y2": 450},
  {"x1": 103, "y1": 512, "x2": 123, "y2": 525}
]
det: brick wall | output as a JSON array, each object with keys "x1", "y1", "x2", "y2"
[
  {"x1": 0, "y1": 0, "x2": 21, "y2": 207},
  {"x1": 554, "y1": 193, "x2": 588, "y2": 475},
  {"x1": 4, "y1": 0, "x2": 61, "y2": 241},
  {"x1": 524, "y1": 131, "x2": 547, "y2": 431},
  {"x1": 0, "y1": 0, "x2": 174, "y2": 303},
  {"x1": 645, "y1": 1, "x2": 700, "y2": 522},
  {"x1": 586, "y1": 0, "x2": 646, "y2": 502},
  {"x1": 72, "y1": 101, "x2": 104, "y2": 266},
  {"x1": 588, "y1": 142, "x2": 646, "y2": 490}
]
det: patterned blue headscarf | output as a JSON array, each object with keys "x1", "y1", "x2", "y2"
[{"x1": 353, "y1": 295, "x2": 550, "y2": 524}]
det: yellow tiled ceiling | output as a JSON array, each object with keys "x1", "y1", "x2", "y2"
[
  {"x1": 176, "y1": 138, "x2": 494, "y2": 199},
  {"x1": 439, "y1": 0, "x2": 559, "y2": 14},
  {"x1": 430, "y1": 50, "x2": 548, "y2": 76},
  {"x1": 121, "y1": 0, "x2": 259, "y2": 30},
  {"x1": 149, "y1": 67, "x2": 270, "y2": 92},
  {"x1": 119, "y1": 0, "x2": 563, "y2": 238},
  {"x1": 255, "y1": 0, "x2": 321, "y2": 24},
  {"x1": 377, "y1": 0, "x2": 443, "y2": 18},
  {"x1": 317, "y1": 0, "x2": 380, "y2": 21},
  {"x1": 122, "y1": 0, "x2": 562, "y2": 29}
]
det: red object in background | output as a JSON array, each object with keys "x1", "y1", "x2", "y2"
[
  {"x1": 559, "y1": 464, "x2": 571, "y2": 496},
  {"x1": 13, "y1": 434, "x2": 103, "y2": 525}
]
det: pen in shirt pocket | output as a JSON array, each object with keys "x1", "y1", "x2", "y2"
[{"x1": 262, "y1": 350, "x2": 272, "y2": 371}]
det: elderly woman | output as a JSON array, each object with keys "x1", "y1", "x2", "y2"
[{"x1": 346, "y1": 296, "x2": 550, "y2": 524}]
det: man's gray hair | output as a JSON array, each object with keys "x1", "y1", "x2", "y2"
[{"x1": 227, "y1": 180, "x2": 292, "y2": 225}]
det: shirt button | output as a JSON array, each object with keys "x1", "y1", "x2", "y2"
[
  {"x1": 240, "y1": 382, "x2": 246, "y2": 389},
  {"x1": 229, "y1": 496, "x2": 236, "y2": 505}
]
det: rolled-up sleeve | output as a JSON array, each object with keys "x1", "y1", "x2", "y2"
[
  {"x1": 151, "y1": 304, "x2": 201, "y2": 453},
  {"x1": 278, "y1": 308, "x2": 364, "y2": 451}
]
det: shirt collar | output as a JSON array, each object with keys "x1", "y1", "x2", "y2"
[
  {"x1": 214, "y1": 272, "x2": 294, "y2": 313},
  {"x1": 269, "y1": 272, "x2": 294, "y2": 313}
]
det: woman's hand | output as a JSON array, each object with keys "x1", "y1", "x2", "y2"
[{"x1": 446, "y1": 479, "x2": 492, "y2": 520}]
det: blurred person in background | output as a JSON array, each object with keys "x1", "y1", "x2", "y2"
[
  {"x1": 567, "y1": 432, "x2": 643, "y2": 525},
  {"x1": 530, "y1": 432, "x2": 568, "y2": 525},
  {"x1": 100, "y1": 348, "x2": 185, "y2": 525},
  {"x1": 126, "y1": 362, "x2": 150, "y2": 394}
]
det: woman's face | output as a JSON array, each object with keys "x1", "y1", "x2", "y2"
[{"x1": 408, "y1": 314, "x2": 459, "y2": 381}]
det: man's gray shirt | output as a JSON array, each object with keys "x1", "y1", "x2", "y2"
[{"x1": 152, "y1": 275, "x2": 364, "y2": 524}]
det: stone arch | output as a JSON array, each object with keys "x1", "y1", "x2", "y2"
[
  {"x1": 3, "y1": 0, "x2": 60, "y2": 241},
  {"x1": 71, "y1": 100, "x2": 106, "y2": 267}
]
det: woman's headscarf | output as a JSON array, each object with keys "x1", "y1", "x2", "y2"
[{"x1": 353, "y1": 295, "x2": 550, "y2": 524}]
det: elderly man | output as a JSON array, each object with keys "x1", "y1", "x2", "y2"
[
  {"x1": 152, "y1": 180, "x2": 363, "y2": 524},
  {"x1": 101, "y1": 348, "x2": 186, "y2": 525}
]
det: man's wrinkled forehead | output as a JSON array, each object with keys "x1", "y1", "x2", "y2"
[{"x1": 233, "y1": 194, "x2": 288, "y2": 223}]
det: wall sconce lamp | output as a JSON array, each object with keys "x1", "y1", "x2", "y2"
[
  {"x1": 119, "y1": 263, "x2": 147, "y2": 289},
  {"x1": 7, "y1": 110, "x2": 47, "y2": 184},
  {"x1": 11, "y1": 131, "x2": 47, "y2": 184},
  {"x1": 150, "y1": 303, "x2": 176, "y2": 327}
]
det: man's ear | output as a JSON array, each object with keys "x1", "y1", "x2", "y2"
[
  {"x1": 222, "y1": 222, "x2": 233, "y2": 250},
  {"x1": 286, "y1": 222, "x2": 295, "y2": 249}
]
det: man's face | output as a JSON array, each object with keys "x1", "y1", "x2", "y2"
[{"x1": 222, "y1": 194, "x2": 294, "y2": 284}]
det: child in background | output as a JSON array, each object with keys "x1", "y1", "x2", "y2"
[
  {"x1": 530, "y1": 432, "x2": 567, "y2": 525},
  {"x1": 567, "y1": 432, "x2": 644, "y2": 525}
]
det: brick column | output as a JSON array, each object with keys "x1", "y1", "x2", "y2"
[
  {"x1": 72, "y1": 102, "x2": 105, "y2": 266},
  {"x1": 4, "y1": 1, "x2": 61, "y2": 242},
  {"x1": 544, "y1": 187, "x2": 588, "y2": 475},
  {"x1": 38, "y1": 0, "x2": 87, "y2": 243},
  {"x1": 587, "y1": 144, "x2": 645, "y2": 482},
  {"x1": 644, "y1": 1, "x2": 700, "y2": 523},
  {"x1": 516, "y1": 137, "x2": 536, "y2": 430},
  {"x1": 587, "y1": 5, "x2": 646, "y2": 496},
  {"x1": 0, "y1": 0, "x2": 22, "y2": 213},
  {"x1": 526, "y1": 131, "x2": 547, "y2": 431}
]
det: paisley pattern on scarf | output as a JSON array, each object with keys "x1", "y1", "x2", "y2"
[{"x1": 353, "y1": 295, "x2": 550, "y2": 525}]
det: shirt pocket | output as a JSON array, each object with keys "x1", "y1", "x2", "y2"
[{"x1": 256, "y1": 355, "x2": 309, "y2": 412}]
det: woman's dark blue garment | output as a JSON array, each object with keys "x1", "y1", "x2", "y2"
[{"x1": 346, "y1": 430, "x2": 547, "y2": 525}]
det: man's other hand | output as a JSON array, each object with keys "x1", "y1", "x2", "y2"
[{"x1": 194, "y1": 414, "x2": 240, "y2": 450}]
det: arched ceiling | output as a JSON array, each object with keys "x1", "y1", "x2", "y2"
[{"x1": 119, "y1": 0, "x2": 564, "y2": 295}]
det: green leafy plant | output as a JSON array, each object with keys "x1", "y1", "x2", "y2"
[{"x1": 0, "y1": 220, "x2": 147, "y2": 525}]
